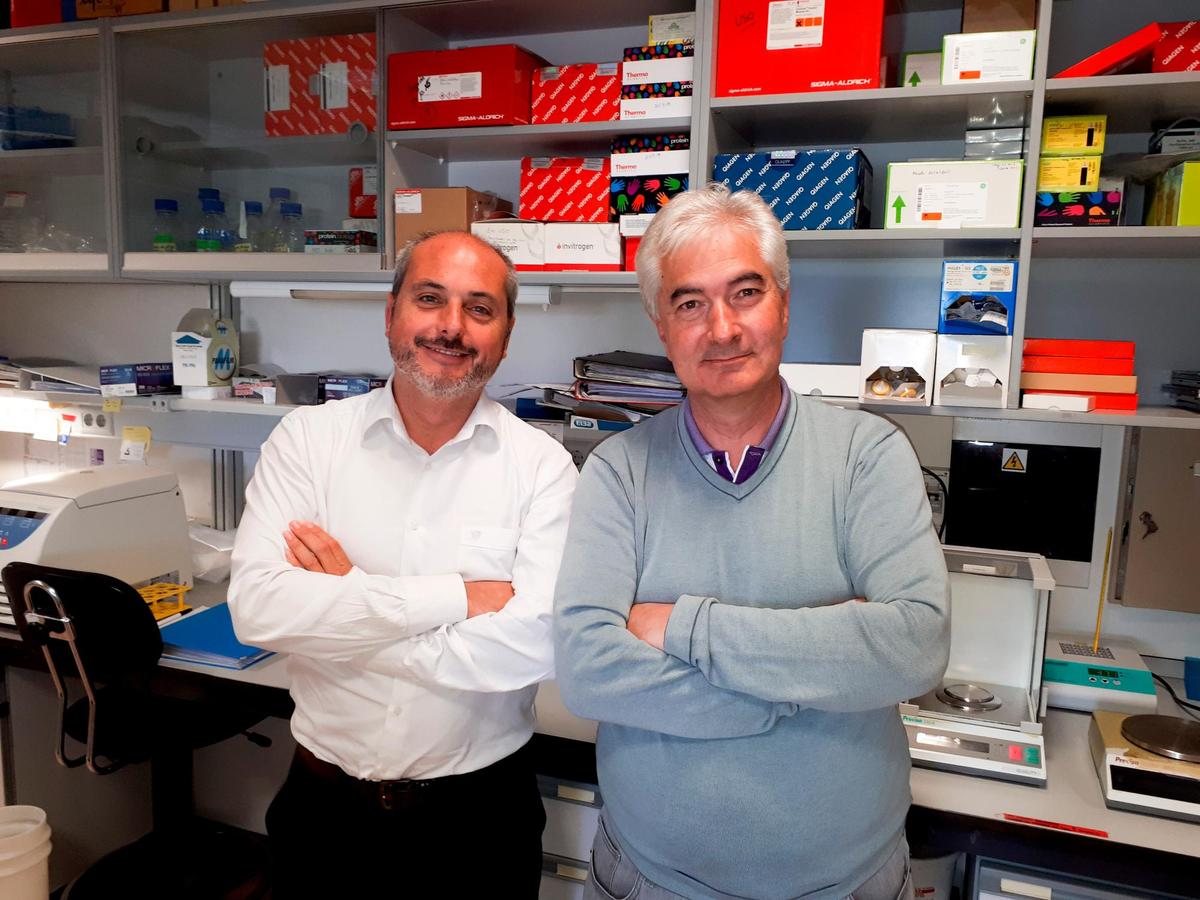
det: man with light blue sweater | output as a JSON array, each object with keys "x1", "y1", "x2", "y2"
[{"x1": 554, "y1": 184, "x2": 950, "y2": 900}]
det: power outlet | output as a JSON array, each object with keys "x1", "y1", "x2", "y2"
[{"x1": 58, "y1": 406, "x2": 115, "y2": 438}]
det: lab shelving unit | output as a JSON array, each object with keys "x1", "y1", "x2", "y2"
[{"x1": 0, "y1": 0, "x2": 1196, "y2": 433}]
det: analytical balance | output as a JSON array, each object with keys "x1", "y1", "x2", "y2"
[
  {"x1": 900, "y1": 546, "x2": 1053, "y2": 786},
  {"x1": 1090, "y1": 710, "x2": 1200, "y2": 823}
]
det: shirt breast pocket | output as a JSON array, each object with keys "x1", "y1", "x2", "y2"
[{"x1": 457, "y1": 525, "x2": 519, "y2": 581}]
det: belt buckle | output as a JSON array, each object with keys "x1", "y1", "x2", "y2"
[{"x1": 378, "y1": 778, "x2": 421, "y2": 811}]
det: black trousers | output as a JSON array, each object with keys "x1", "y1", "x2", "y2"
[{"x1": 265, "y1": 741, "x2": 546, "y2": 898}]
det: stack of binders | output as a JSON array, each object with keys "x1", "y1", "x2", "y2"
[
  {"x1": 1164, "y1": 371, "x2": 1200, "y2": 413},
  {"x1": 539, "y1": 350, "x2": 684, "y2": 423}
]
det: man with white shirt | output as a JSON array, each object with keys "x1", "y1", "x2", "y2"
[{"x1": 229, "y1": 231, "x2": 577, "y2": 898}]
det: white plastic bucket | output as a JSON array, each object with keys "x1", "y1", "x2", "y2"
[{"x1": 0, "y1": 806, "x2": 52, "y2": 900}]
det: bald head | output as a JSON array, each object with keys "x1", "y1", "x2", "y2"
[{"x1": 393, "y1": 231, "x2": 519, "y2": 320}]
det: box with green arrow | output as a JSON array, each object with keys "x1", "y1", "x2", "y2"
[
  {"x1": 901, "y1": 51, "x2": 941, "y2": 88},
  {"x1": 885, "y1": 159, "x2": 1024, "y2": 229}
]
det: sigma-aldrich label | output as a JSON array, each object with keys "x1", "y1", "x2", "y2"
[{"x1": 712, "y1": 150, "x2": 872, "y2": 230}]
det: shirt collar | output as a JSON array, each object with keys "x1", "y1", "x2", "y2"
[
  {"x1": 683, "y1": 376, "x2": 790, "y2": 458},
  {"x1": 364, "y1": 376, "x2": 502, "y2": 452}
]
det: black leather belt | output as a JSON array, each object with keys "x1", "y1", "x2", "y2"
[{"x1": 293, "y1": 742, "x2": 529, "y2": 812}]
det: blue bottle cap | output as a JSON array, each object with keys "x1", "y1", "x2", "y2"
[
  {"x1": 201, "y1": 199, "x2": 226, "y2": 214},
  {"x1": 269, "y1": 187, "x2": 292, "y2": 200},
  {"x1": 244, "y1": 201, "x2": 263, "y2": 216},
  {"x1": 154, "y1": 198, "x2": 178, "y2": 212},
  {"x1": 280, "y1": 202, "x2": 302, "y2": 216},
  {"x1": 198, "y1": 187, "x2": 220, "y2": 201}
]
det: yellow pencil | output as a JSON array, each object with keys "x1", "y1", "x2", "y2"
[{"x1": 1092, "y1": 527, "x2": 1113, "y2": 654}]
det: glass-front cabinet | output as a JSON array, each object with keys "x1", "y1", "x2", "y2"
[
  {"x1": 115, "y1": 8, "x2": 384, "y2": 280},
  {"x1": 0, "y1": 29, "x2": 111, "y2": 278}
]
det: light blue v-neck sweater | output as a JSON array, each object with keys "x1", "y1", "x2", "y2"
[{"x1": 554, "y1": 393, "x2": 950, "y2": 900}]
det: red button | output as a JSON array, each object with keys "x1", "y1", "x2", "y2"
[{"x1": 1008, "y1": 745, "x2": 1023, "y2": 762}]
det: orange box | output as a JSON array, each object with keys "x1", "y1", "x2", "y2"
[
  {"x1": 1021, "y1": 356, "x2": 1135, "y2": 376},
  {"x1": 264, "y1": 33, "x2": 377, "y2": 138},
  {"x1": 1022, "y1": 338, "x2": 1135, "y2": 359},
  {"x1": 1020, "y1": 372, "x2": 1137, "y2": 394}
]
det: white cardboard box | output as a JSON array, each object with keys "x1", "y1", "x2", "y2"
[
  {"x1": 933, "y1": 334, "x2": 1012, "y2": 408},
  {"x1": 941, "y1": 30, "x2": 1036, "y2": 84},
  {"x1": 470, "y1": 220, "x2": 545, "y2": 270},
  {"x1": 171, "y1": 308, "x2": 238, "y2": 388},
  {"x1": 609, "y1": 149, "x2": 690, "y2": 178},
  {"x1": 885, "y1": 160, "x2": 1024, "y2": 229},
  {"x1": 780, "y1": 363, "x2": 861, "y2": 398},
  {"x1": 648, "y1": 11, "x2": 696, "y2": 43},
  {"x1": 902, "y1": 51, "x2": 942, "y2": 88},
  {"x1": 860, "y1": 329, "x2": 936, "y2": 406},
  {"x1": 1021, "y1": 392, "x2": 1095, "y2": 412},
  {"x1": 544, "y1": 222, "x2": 621, "y2": 271},
  {"x1": 621, "y1": 56, "x2": 694, "y2": 86},
  {"x1": 620, "y1": 96, "x2": 693, "y2": 119}
]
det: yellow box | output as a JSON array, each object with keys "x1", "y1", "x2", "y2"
[
  {"x1": 1041, "y1": 115, "x2": 1107, "y2": 157},
  {"x1": 1037, "y1": 156, "x2": 1100, "y2": 192}
]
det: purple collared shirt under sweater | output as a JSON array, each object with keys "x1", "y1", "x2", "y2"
[{"x1": 682, "y1": 378, "x2": 790, "y2": 484}]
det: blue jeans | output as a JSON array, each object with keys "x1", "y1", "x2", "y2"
[{"x1": 584, "y1": 810, "x2": 913, "y2": 900}]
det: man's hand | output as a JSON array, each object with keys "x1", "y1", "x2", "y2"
[
  {"x1": 627, "y1": 602, "x2": 673, "y2": 651},
  {"x1": 465, "y1": 581, "x2": 515, "y2": 618},
  {"x1": 283, "y1": 521, "x2": 353, "y2": 576}
]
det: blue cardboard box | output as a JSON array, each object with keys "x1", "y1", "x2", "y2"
[
  {"x1": 712, "y1": 149, "x2": 872, "y2": 230},
  {"x1": 938, "y1": 260, "x2": 1018, "y2": 336},
  {"x1": 99, "y1": 362, "x2": 176, "y2": 397}
]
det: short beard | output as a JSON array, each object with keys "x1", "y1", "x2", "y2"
[{"x1": 391, "y1": 337, "x2": 499, "y2": 401}]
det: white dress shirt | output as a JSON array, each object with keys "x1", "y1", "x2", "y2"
[{"x1": 229, "y1": 381, "x2": 577, "y2": 780}]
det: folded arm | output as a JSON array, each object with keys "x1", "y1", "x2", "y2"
[
  {"x1": 228, "y1": 415, "x2": 466, "y2": 659},
  {"x1": 662, "y1": 428, "x2": 950, "y2": 711},
  {"x1": 553, "y1": 455, "x2": 796, "y2": 739},
  {"x1": 353, "y1": 449, "x2": 578, "y2": 692}
]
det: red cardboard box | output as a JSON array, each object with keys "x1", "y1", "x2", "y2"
[
  {"x1": 264, "y1": 33, "x2": 377, "y2": 137},
  {"x1": 1153, "y1": 21, "x2": 1200, "y2": 73},
  {"x1": 388, "y1": 44, "x2": 546, "y2": 130},
  {"x1": 349, "y1": 166, "x2": 377, "y2": 218},
  {"x1": 1022, "y1": 338, "x2": 1135, "y2": 359},
  {"x1": 519, "y1": 157, "x2": 610, "y2": 223},
  {"x1": 714, "y1": 0, "x2": 885, "y2": 96},
  {"x1": 1054, "y1": 23, "x2": 1165, "y2": 78},
  {"x1": 10, "y1": 1, "x2": 65, "y2": 27},
  {"x1": 1022, "y1": 355, "x2": 1135, "y2": 376},
  {"x1": 623, "y1": 236, "x2": 642, "y2": 271},
  {"x1": 532, "y1": 63, "x2": 622, "y2": 125},
  {"x1": 1023, "y1": 389, "x2": 1138, "y2": 411}
]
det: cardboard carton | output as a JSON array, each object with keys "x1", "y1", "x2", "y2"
[
  {"x1": 934, "y1": 335, "x2": 1011, "y2": 408},
  {"x1": 264, "y1": 33, "x2": 377, "y2": 137},
  {"x1": 859, "y1": 329, "x2": 936, "y2": 405},
  {"x1": 393, "y1": 187, "x2": 512, "y2": 251},
  {"x1": 885, "y1": 160, "x2": 1023, "y2": 228},
  {"x1": 714, "y1": 149, "x2": 872, "y2": 230},
  {"x1": 470, "y1": 220, "x2": 545, "y2": 270},
  {"x1": 519, "y1": 157, "x2": 610, "y2": 223},
  {"x1": 939, "y1": 260, "x2": 1017, "y2": 335},
  {"x1": 172, "y1": 308, "x2": 239, "y2": 392}
]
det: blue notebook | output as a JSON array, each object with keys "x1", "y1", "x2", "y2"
[{"x1": 160, "y1": 602, "x2": 273, "y2": 670}]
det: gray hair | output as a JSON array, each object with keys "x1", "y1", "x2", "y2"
[
  {"x1": 636, "y1": 183, "x2": 790, "y2": 321},
  {"x1": 392, "y1": 230, "x2": 519, "y2": 319}
]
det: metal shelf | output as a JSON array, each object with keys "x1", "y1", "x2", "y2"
[
  {"x1": 143, "y1": 134, "x2": 376, "y2": 170},
  {"x1": 121, "y1": 252, "x2": 384, "y2": 282},
  {"x1": 711, "y1": 81, "x2": 1035, "y2": 146},
  {"x1": 0, "y1": 253, "x2": 109, "y2": 279},
  {"x1": 823, "y1": 398, "x2": 1200, "y2": 430},
  {"x1": 1031, "y1": 227, "x2": 1200, "y2": 259},
  {"x1": 784, "y1": 229, "x2": 1022, "y2": 259},
  {"x1": 519, "y1": 271, "x2": 639, "y2": 290},
  {"x1": 387, "y1": 118, "x2": 692, "y2": 163},
  {"x1": 1044, "y1": 72, "x2": 1200, "y2": 135},
  {"x1": 0, "y1": 146, "x2": 104, "y2": 178}
]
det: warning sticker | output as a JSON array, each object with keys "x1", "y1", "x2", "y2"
[
  {"x1": 767, "y1": 0, "x2": 825, "y2": 50},
  {"x1": 418, "y1": 71, "x2": 483, "y2": 103},
  {"x1": 1001, "y1": 448, "x2": 1028, "y2": 473}
]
